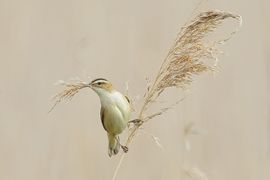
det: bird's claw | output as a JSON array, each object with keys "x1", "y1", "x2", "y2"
[
  {"x1": 121, "y1": 145, "x2": 128, "y2": 153},
  {"x1": 128, "y1": 119, "x2": 143, "y2": 126}
]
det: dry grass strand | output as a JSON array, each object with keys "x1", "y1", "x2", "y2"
[{"x1": 49, "y1": 80, "x2": 89, "y2": 113}]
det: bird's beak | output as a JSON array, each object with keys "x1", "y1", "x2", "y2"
[
  {"x1": 82, "y1": 83, "x2": 92, "y2": 89},
  {"x1": 86, "y1": 83, "x2": 93, "y2": 89}
]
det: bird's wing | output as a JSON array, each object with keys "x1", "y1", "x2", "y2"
[{"x1": 100, "y1": 107, "x2": 108, "y2": 131}]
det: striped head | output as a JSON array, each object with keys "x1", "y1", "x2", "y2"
[{"x1": 89, "y1": 78, "x2": 113, "y2": 94}]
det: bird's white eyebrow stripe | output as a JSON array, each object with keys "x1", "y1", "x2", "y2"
[
  {"x1": 91, "y1": 78, "x2": 108, "y2": 83},
  {"x1": 91, "y1": 79, "x2": 108, "y2": 84}
]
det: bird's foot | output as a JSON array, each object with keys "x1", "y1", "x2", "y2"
[
  {"x1": 128, "y1": 119, "x2": 143, "y2": 126},
  {"x1": 121, "y1": 145, "x2": 128, "y2": 153}
]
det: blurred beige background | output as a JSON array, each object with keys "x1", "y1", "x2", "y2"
[{"x1": 0, "y1": 0, "x2": 269, "y2": 179}]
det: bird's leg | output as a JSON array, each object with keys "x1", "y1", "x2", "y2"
[{"x1": 115, "y1": 137, "x2": 128, "y2": 153}]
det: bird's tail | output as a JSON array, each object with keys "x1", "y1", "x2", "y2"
[{"x1": 107, "y1": 133, "x2": 120, "y2": 157}]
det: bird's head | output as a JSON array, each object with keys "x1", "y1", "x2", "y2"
[{"x1": 89, "y1": 78, "x2": 113, "y2": 95}]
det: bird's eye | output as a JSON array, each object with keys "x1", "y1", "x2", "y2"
[{"x1": 97, "y1": 82, "x2": 102, "y2": 85}]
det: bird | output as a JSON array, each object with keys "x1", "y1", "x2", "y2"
[{"x1": 88, "y1": 78, "x2": 131, "y2": 157}]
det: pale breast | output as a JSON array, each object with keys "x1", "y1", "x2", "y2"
[
  {"x1": 99, "y1": 91, "x2": 131, "y2": 135},
  {"x1": 103, "y1": 105, "x2": 126, "y2": 134}
]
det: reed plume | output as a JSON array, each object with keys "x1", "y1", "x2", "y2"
[
  {"x1": 113, "y1": 10, "x2": 242, "y2": 180},
  {"x1": 124, "y1": 9, "x2": 242, "y2": 147}
]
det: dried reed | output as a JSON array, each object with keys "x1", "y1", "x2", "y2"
[
  {"x1": 123, "y1": 9, "x2": 242, "y2": 147},
  {"x1": 112, "y1": 10, "x2": 241, "y2": 180}
]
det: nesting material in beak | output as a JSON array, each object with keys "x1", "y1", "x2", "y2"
[{"x1": 49, "y1": 80, "x2": 91, "y2": 113}]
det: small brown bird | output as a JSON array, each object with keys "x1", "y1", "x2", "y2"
[{"x1": 89, "y1": 78, "x2": 131, "y2": 157}]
